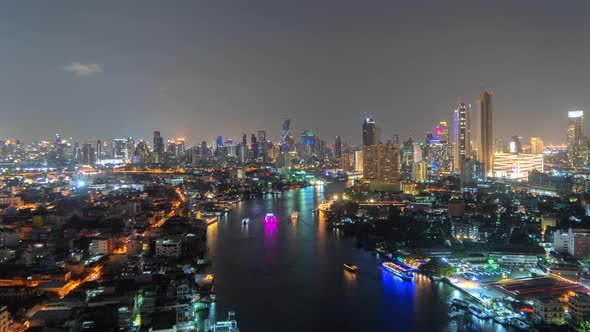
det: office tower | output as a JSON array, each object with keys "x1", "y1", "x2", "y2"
[
  {"x1": 428, "y1": 141, "x2": 453, "y2": 177},
  {"x1": 567, "y1": 110, "x2": 589, "y2": 168},
  {"x1": 281, "y1": 117, "x2": 292, "y2": 152},
  {"x1": 242, "y1": 134, "x2": 248, "y2": 146},
  {"x1": 476, "y1": 90, "x2": 494, "y2": 176},
  {"x1": 363, "y1": 118, "x2": 378, "y2": 146},
  {"x1": 354, "y1": 150, "x2": 363, "y2": 172},
  {"x1": 134, "y1": 140, "x2": 150, "y2": 164},
  {"x1": 200, "y1": 141, "x2": 208, "y2": 160},
  {"x1": 413, "y1": 142, "x2": 423, "y2": 162},
  {"x1": 250, "y1": 133, "x2": 257, "y2": 159},
  {"x1": 238, "y1": 143, "x2": 248, "y2": 164},
  {"x1": 301, "y1": 130, "x2": 315, "y2": 157},
  {"x1": 531, "y1": 137, "x2": 544, "y2": 154},
  {"x1": 153, "y1": 131, "x2": 164, "y2": 154},
  {"x1": 509, "y1": 135, "x2": 522, "y2": 154},
  {"x1": 400, "y1": 138, "x2": 414, "y2": 178},
  {"x1": 113, "y1": 138, "x2": 126, "y2": 160},
  {"x1": 176, "y1": 138, "x2": 186, "y2": 157},
  {"x1": 334, "y1": 136, "x2": 342, "y2": 159},
  {"x1": 412, "y1": 160, "x2": 428, "y2": 182},
  {"x1": 493, "y1": 137, "x2": 507, "y2": 153},
  {"x1": 96, "y1": 140, "x2": 102, "y2": 163},
  {"x1": 453, "y1": 102, "x2": 471, "y2": 173},
  {"x1": 81, "y1": 143, "x2": 95, "y2": 165},
  {"x1": 257, "y1": 130, "x2": 267, "y2": 161},
  {"x1": 435, "y1": 121, "x2": 449, "y2": 143},
  {"x1": 363, "y1": 144, "x2": 400, "y2": 183}
]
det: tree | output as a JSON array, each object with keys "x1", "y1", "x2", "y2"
[{"x1": 419, "y1": 258, "x2": 455, "y2": 277}]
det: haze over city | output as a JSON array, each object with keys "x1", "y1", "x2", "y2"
[{"x1": 2, "y1": 1, "x2": 590, "y2": 144}]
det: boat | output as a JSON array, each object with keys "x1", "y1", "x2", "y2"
[
  {"x1": 264, "y1": 213, "x2": 278, "y2": 224},
  {"x1": 509, "y1": 318, "x2": 530, "y2": 331},
  {"x1": 468, "y1": 304, "x2": 492, "y2": 319},
  {"x1": 382, "y1": 262, "x2": 414, "y2": 281},
  {"x1": 451, "y1": 298, "x2": 470, "y2": 308},
  {"x1": 343, "y1": 264, "x2": 358, "y2": 272},
  {"x1": 291, "y1": 211, "x2": 299, "y2": 219},
  {"x1": 242, "y1": 218, "x2": 249, "y2": 224}
]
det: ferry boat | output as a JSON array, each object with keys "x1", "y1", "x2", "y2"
[
  {"x1": 381, "y1": 262, "x2": 414, "y2": 281},
  {"x1": 242, "y1": 218, "x2": 249, "y2": 224},
  {"x1": 509, "y1": 318, "x2": 530, "y2": 331},
  {"x1": 291, "y1": 211, "x2": 299, "y2": 219},
  {"x1": 468, "y1": 304, "x2": 492, "y2": 319},
  {"x1": 264, "y1": 213, "x2": 278, "y2": 224},
  {"x1": 343, "y1": 264, "x2": 358, "y2": 272}
]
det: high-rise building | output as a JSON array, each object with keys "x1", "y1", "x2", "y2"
[
  {"x1": 281, "y1": 117, "x2": 292, "y2": 152},
  {"x1": 250, "y1": 132, "x2": 257, "y2": 160},
  {"x1": 435, "y1": 121, "x2": 449, "y2": 143},
  {"x1": 96, "y1": 139, "x2": 102, "y2": 163},
  {"x1": 531, "y1": 137, "x2": 544, "y2": 154},
  {"x1": 567, "y1": 110, "x2": 589, "y2": 168},
  {"x1": 363, "y1": 144, "x2": 400, "y2": 183},
  {"x1": 81, "y1": 143, "x2": 95, "y2": 165},
  {"x1": 476, "y1": 90, "x2": 494, "y2": 176},
  {"x1": 334, "y1": 136, "x2": 342, "y2": 159},
  {"x1": 301, "y1": 130, "x2": 315, "y2": 157},
  {"x1": 257, "y1": 130, "x2": 267, "y2": 161},
  {"x1": 509, "y1": 135, "x2": 522, "y2": 154},
  {"x1": 493, "y1": 137, "x2": 507, "y2": 153},
  {"x1": 362, "y1": 118, "x2": 378, "y2": 146},
  {"x1": 400, "y1": 138, "x2": 414, "y2": 178},
  {"x1": 113, "y1": 138, "x2": 127, "y2": 160},
  {"x1": 153, "y1": 131, "x2": 164, "y2": 154},
  {"x1": 453, "y1": 102, "x2": 471, "y2": 173}
]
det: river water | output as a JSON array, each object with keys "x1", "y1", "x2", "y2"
[{"x1": 206, "y1": 184, "x2": 508, "y2": 332}]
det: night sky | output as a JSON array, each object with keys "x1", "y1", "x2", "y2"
[{"x1": 1, "y1": 1, "x2": 589, "y2": 145}]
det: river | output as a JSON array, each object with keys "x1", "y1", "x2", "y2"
[{"x1": 205, "y1": 183, "x2": 508, "y2": 332}]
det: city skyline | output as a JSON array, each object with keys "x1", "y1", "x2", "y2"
[{"x1": 2, "y1": 2, "x2": 590, "y2": 144}]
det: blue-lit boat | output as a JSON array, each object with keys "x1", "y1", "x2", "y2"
[
  {"x1": 382, "y1": 262, "x2": 414, "y2": 281},
  {"x1": 265, "y1": 213, "x2": 278, "y2": 224}
]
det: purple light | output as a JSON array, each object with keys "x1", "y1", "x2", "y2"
[{"x1": 265, "y1": 213, "x2": 278, "y2": 224}]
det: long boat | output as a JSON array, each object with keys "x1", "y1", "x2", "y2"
[
  {"x1": 382, "y1": 262, "x2": 414, "y2": 281},
  {"x1": 468, "y1": 304, "x2": 493, "y2": 319}
]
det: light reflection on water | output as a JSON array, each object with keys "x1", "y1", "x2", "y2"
[{"x1": 207, "y1": 184, "x2": 507, "y2": 332}]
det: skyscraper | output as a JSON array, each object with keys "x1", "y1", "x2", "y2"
[
  {"x1": 153, "y1": 131, "x2": 164, "y2": 154},
  {"x1": 531, "y1": 137, "x2": 544, "y2": 154},
  {"x1": 435, "y1": 121, "x2": 449, "y2": 143},
  {"x1": 334, "y1": 136, "x2": 342, "y2": 159},
  {"x1": 363, "y1": 118, "x2": 378, "y2": 146},
  {"x1": 257, "y1": 130, "x2": 266, "y2": 161},
  {"x1": 453, "y1": 102, "x2": 471, "y2": 173},
  {"x1": 567, "y1": 110, "x2": 588, "y2": 168},
  {"x1": 363, "y1": 144, "x2": 400, "y2": 183},
  {"x1": 476, "y1": 90, "x2": 493, "y2": 177},
  {"x1": 281, "y1": 117, "x2": 292, "y2": 152},
  {"x1": 81, "y1": 143, "x2": 94, "y2": 165}
]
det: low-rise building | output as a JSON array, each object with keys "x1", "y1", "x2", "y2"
[
  {"x1": 568, "y1": 292, "x2": 590, "y2": 322},
  {"x1": 155, "y1": 239, "x2": 182, "y2": 258},
  {"x1": 532, "y1": 297, "x2": 565, "y2": 325}
]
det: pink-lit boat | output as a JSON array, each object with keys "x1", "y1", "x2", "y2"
[{"x1": 265, "y1": 213, "x2": 278, "y2": 224}]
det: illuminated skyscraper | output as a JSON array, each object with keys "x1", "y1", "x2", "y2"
[
  {"x1": 453, "y1": 102, "x2": 471, "y2": 173},
  {"x1": 250, "y1": 133, "x2": 257, "y2": 160},
  {"x1": 362, "y1": 118, "x2": 378, "y2": 146},
  {"x1": 509, "y1": 135, "x2": 522, "y2": 154},
  {"x1": 113, "y1": 138, "x2": 127, "y2": 160},
  {"x1": 334, "y1": 136, "x2": 342, "y2": 159},
  {"x1": 281, "y1": 117, "x2": 293, "y2": 152},
  {"x1": 363, "y1": 144, "x2": 400, "y2": 183},
  {"x1": 153, "y1": 131, "x2": 164, "y2": 154},
  {"x1": 476, "y1": 90, "x2": 494, "y2": 176},
  {"x1": 400, "y1": 138, "x2": 414, "y2": 178},
  {"x1": 435, "y1": 121, "x2": 449, "y2": 143},
  {"x1": 566, "y1": 110, "x2": 589, "y2": 168},
  {"x1": 301, "y1": 130, "x2": 315, "y2": 157},
  {"x1": 257, "y1": 130, "x2": 266, "y2": 161},
  {"x1": 531, "y1": 137, "x2": 544, "y2": 154},
  {"x1": 81, "y1": 143, "x2": 94, "y2": 165}
]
